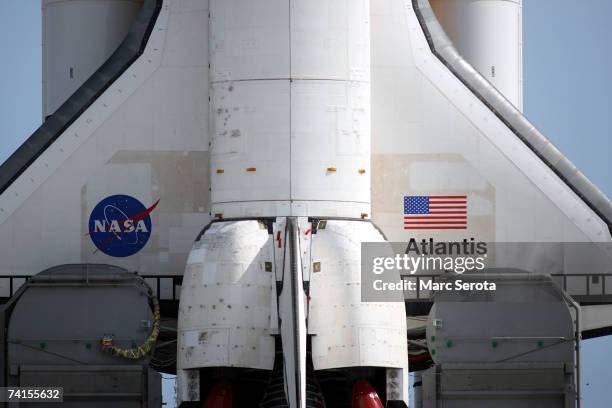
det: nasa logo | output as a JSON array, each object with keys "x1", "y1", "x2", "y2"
[{"x1": 88, "y1": 195, "x2": 160, "y2": 257}]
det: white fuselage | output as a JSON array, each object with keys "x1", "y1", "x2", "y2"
[
  {"x1": 209, "y1": 0, "x2": 372, "y2": 219},
  {"x1": 177, "y1": 1, "x2": 410, "y2": 407}
]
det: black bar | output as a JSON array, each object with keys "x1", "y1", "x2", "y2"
[{"x1": 587, "y1": 275, "x2": 590, "y2": 296}]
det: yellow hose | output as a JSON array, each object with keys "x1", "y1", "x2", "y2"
[{"x1": 101, "y1": 290, "x2": 161, "y2": 360}]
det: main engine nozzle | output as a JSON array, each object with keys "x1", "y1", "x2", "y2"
[
  {"x1": 352, "y1": 380, "x2": 384, "y2": 408},
  {"x1": 203, "y1": 382, "x2": 233, "y2": 408}
]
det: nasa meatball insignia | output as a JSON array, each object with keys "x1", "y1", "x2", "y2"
[{"x1": 88, "y1": 195, "x2": 159, "y2": 257}]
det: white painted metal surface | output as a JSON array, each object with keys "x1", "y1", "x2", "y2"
[
  {"x1": 177, "y1": 220, "x2": 275, "y2": 370},
  {"x1": 430, "y1": 0, "x2": 523, "y2": 110},
  {"x1": 0, "y1": 0, "x2": 609, "y2": 406},
  {"x1": 43, "y1": 0, "x2": 143, "y2": 117},
  {"x1": 0, "y1": 0, "x2": 606, "y2": 290},
  {"x1": 581, "y1": 304, "x2": 612, "y2": 332},
  {"x1": 309, "y1": 220, "x2": 408, "y2": 370},
  {"x1": 278, "y1": 218, "x2": 307, "y2": 408},
  {"x1": 370, "y1": 0, "x2": 611, "y2": 246},
  {"x1": 209, "y1": 0, "x2": 371, "y2": 219},
  {"x1": 0, "y1": 0, "x2": 210, "y2": 283},
  {"x1": 177, "y1": 216, "x2": 410, "y2": 406},
  {"x1": 186, "y1": 3, "x2": 410, "y2": 404}
]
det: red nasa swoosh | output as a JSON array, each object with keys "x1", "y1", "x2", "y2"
[
  {"x1": 129, "y1": 199, "x2": 160, "y2": 222},
  {"x1": 90, "y1": 199, "x2": 160, "y2": 254}
]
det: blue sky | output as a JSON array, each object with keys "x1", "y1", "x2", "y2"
[
  {"x1": 523, "y1": 1, "x2": 612, "y2": 406},
  {"x1": 524, "y1": 0, "x2": 612, "y2": 197},
  {"x1": 0, "y1": 1, "x2": 41, "y2": 161},
  {"x1": 0, "y1": 0, "x2": 610, "y2": 406}
]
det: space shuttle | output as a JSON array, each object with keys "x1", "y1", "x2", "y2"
[{"x1": 0, "y1": 0, "x2": 610, "y2": 407}]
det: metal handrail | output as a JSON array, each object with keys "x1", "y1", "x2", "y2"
[
  {"x1": 0, "y1": 273, "x2": 608, "y2": 303},
  {"x1": 399, "y1": 273, "x2": 611, "y2": 302},
  {"x1": 0, "y1": 274, "x2": 183, "y2": 302}
]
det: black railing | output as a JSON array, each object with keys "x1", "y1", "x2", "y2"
[
  {"x1": 142, "y1": 275, "x2": 183, "y2": 301},
  {"x1": 400, "y1": 273, "x2": 612, "y2": 304},
  {"x1": 551, "y1": 273, "x2": 611, "y2": 304},
  {"x1": 0, "y1": 273, "x2": 609, "y2": 305},
  {"x1": 0, "y1": 274, "x2": 183, "y2": 303}
]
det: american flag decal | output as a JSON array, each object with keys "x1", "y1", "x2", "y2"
[{"x1": 404, "y1": 195, "x2": 467, "y2": 230}]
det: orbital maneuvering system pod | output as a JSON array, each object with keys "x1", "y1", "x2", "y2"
[{"x1": 176, "y1": 1, "x2": 409, "y2": 406}]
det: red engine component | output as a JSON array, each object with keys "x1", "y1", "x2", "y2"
[
  {"x1": 202, "y1": 382, "x2": 233, "y2": 408},
  {"x1": 352, "y1": 380, "x2": 384, "y2": 408}
]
